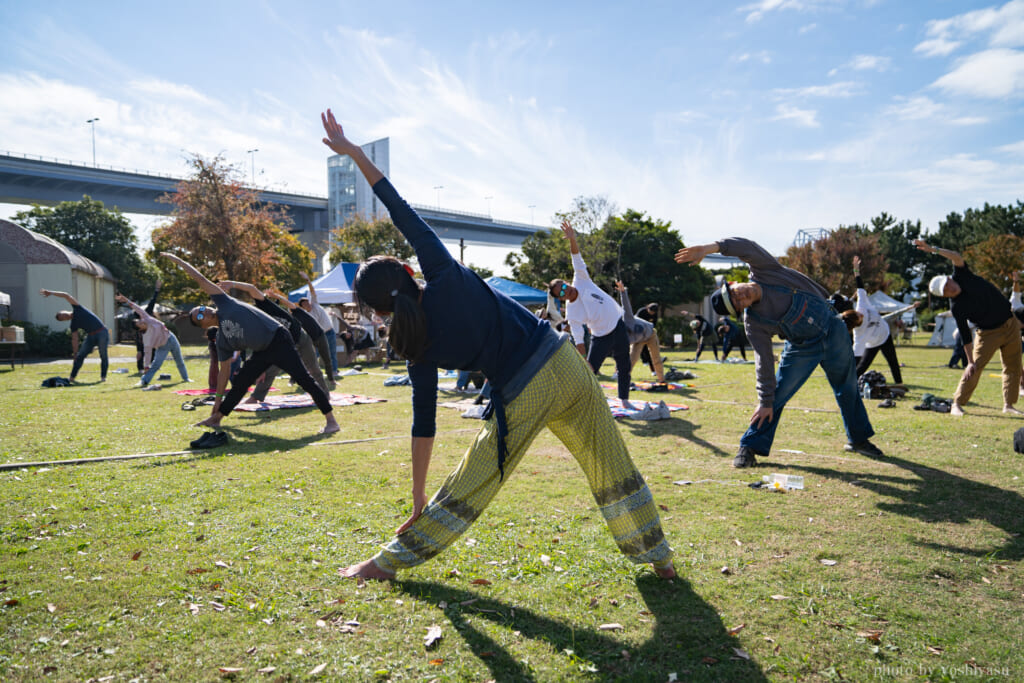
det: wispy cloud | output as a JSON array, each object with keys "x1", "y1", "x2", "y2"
[
  {"x1": 773, "y1": 81, "x2": 862, "y2": 98},
  {"x1": 734, "y1": 51, "x2": 773, "y2": 64},
  {"x1": 997, "y1": 140, "x2": 1024, "y2": 155},
  {"x1": 773, "y1": 103, "x2": 819, "y2": 127},
  {"x1": 931, "y1": 48, "x2": 1024, "y2": 97},
  {"x1": 915, "y1": 0, "x2": 1024, "y2": 57},
  {"x1": 739, "y1": 0, "x2": 837, "y2": 24}
]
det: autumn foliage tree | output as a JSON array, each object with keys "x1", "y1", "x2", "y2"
[
  {"x1": 964, "y1": 234, "x2": 1024, "y2": 296},
  {"x1": 780, "y1": 227, "x2": 886, "y2": 295},
  {"x1": 149, "y1": 155, "x2": 314, "y2": 304}
]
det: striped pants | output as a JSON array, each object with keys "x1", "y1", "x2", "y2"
[{"x1": 372, "y1": 339, "x2": 673, "y2": 574}]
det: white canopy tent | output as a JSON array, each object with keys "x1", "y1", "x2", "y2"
[
  {"x1": 928, "y1": 311, "x2": 958, "y2": 347},
  {"x1": 288, "y1": 262, "x2": 359, "y2": 305}
]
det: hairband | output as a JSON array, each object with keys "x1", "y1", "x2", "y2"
[{"x1": 391, "y1": 289, "x2": 398, "y2": 297}]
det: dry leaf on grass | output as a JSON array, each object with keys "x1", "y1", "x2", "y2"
[
  {"x1": 470, "y1": 579, "x2": 491, "y2": 586},
  {"x1": 217, "y1": 667, "x2": 242, "y2": 676},
  {"x1": 598, "y1": 623, "x2": 624, "y2": 631},
  {"x1": 770, "y1": 595, "x2": 790, "y2": 601},
  {"x1": 857, "y1": 630, "x2": 883, "y2": 643},
  {"x1": 429, "y1": 658, "x2": 444, "y2": 665},
  {"x1": 732, "y1": 648, "x2": 751, "y2": 660},
  {"x1": 210, "y1": 602, "x2": 226, "y2": 612},
  {"x1": 927, "y1": 645, "x2": 944, "y2": 656},
  {"x1": 46, "y1": 603, "x2": 56, "y2": 613},
  {"x1": 308, "y1": 662, "x2": 326, "y2": 676},
  {"x1": 820, "y1": 559, "x2": 837, "y2": 566},
  {"x1": 424, "y1": 625, "x2": 443, "y2": 649},
  {"x1": 131, "y1": 550, "x2": 142, "y2": 561},
  {"x1": 727, "y1": 623, "x2": 746, "y2": 635},
  {"x1": 215, "y1": 561, "x2": 230, "y2": 569},
  {"x1": 256, "y1": 666, "x2": 275, "y2": 674}
]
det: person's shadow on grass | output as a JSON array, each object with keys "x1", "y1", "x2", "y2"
[
  {"x1": 786, "y1": 454, "x2": 1024, "y2": 560},
  {"x1": 619, "y1": 413, "x2": 730, "y2": 458},
  {"x1": 394, "y1": 575, "x2": 768, "y2": 682}
]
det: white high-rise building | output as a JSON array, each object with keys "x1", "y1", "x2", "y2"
[{"x1": 327, "y1": 138, "x2": 389, "y2": 231}]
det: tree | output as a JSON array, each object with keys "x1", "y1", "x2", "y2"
[
  {"x1": 868, "y1": 212, "x2": 922, "y2": 296},
  {"x1": 964, "y1": 234, "x2": 1024, "y2": 296},
  {"x1": 919, "y1": 201, "x2": 1024, "y2": 292},
  {"x1": 553, "y1": 195, "x2": 618, "y2": 236},
  {"x1": 780, "y1": 227, "x2": 886, "y2": 294},
  {"x1": 13, "y1": 196, "x2": 156, "y2": 300},
  {"x1": 466, "y1": 264, "x2": 493, "y2": 279},
  {"x1": 507, "y1": 204, "x2": 710, "y2": 308},
  {"x1": 327, "y1": 213, "x2": 415, "y2": 267},
  {"x1": 149, "y1": 155, "x2": 314, "y2": 303}
]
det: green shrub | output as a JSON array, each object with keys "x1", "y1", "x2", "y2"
[{"x1": 12, "y1": 320, "x2": 73, "y2": 357}]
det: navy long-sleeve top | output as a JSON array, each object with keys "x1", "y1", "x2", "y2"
[
  {"x1": 951, "y1": 262, "x2": 1012, "y2": 343},
  {"x1": 373, "y1": 178, "x2": 556, "y2": 439}
]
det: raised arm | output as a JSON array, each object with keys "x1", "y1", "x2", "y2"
[
  {"x1": 914, "y1": 240, "x2": 965, "y2": 267},
  {"x1": 674, "y1": 242, "x2": 721, "y2": 266},
  {"x1": 559, "y1": 220, "x2": 581, "y2": 255},
  {"x1": 115, "y1": 293, "x2": 148, "y2": 318},
  {"x1": 615, "y1": 281, "x2": 636, "y2": 326},
  {"x1": 265, "y1": 288, "x2": 297, "y2": 310},
  {"x1": 321, "y1": 109, "x2": 384, "y2": 186},
  {"x1": 40, "y1": 289, "x2": 78, "y2": 306},
  {"x1": 160, "y1": 252, "x2": 224, "y2": 296},
  {"x1": 301, "y1": 272, "x2": 319, "y2": 305},
  {"x1": 145, "y1": 279, "x2": 161, "y2": 314},
  {"x1": 219, "y1": 280, "x2": 265, "y2": 301}
]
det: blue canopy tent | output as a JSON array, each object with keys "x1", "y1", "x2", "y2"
[
  {"x1": 485, "y1": 276, "x2": 547, "y2": 307},
  {"x1": 289, "y1": 262, "x2": 360, "y2": 304}
]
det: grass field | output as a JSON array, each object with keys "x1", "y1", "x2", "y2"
[{"x1": 1, "y1": 340, "x2": 1023, "y2": 682}]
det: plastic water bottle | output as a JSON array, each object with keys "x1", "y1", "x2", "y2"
[
  {"x1": 862, "y1": 383, "x2": 872, "y2": 400},
  {"x1": 763, "y1": 473, "x2": 804, "y2": 490}
]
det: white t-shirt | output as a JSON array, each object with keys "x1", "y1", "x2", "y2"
[
  {"x1": 852, "y1": 288, "x2": 890, "y2": 355},
  {"x1": 565, "y1": 252, "x2": 623, "y2": 341}
]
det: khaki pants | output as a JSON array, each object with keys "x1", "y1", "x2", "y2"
[
  {"x1": 954, "y1": 317, "x2": 1023, "y2": 407},
  {"x1": 629, "y1": 333, "x2": 665, "y2": 383}
]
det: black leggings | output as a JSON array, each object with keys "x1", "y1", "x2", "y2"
[
  {"x1": 856, "y1": 335, "x2": 903, "y2": 384},
  {"x1": 586, "y1": 319, "x2": 632, "y2": 400},
  {"x1": 722, "y1": 335, "x2": 747, "y2": 360},
  {"x1": 220, "y1": 328, "x2": 333, "y2": 416}
]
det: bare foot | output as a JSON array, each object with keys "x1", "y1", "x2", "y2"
[
  {"x1": 340, "y1": 558, "x2": 394, "y2": 580},
  {"x1": 1003, "y1": 405, "x2": 1024, "y2": 416},
  {"x1": 950, "y1": 402, "x2": 965, "y2": 417},
  {"x1": 241, "y1": 396, "x2": 259, "y2": 405},
  {"x1": 654, "y1": 562, "x2": 677, "y2": 579},
  {"x1": 196, "y1": 416, "x2": 222, "y2": 428},
  {"x1": 320, "y1": 415, "x2": 340, "y2": 434}
]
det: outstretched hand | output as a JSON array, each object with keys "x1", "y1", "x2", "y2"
[
  {"x1": 115, "y1": 294, "x2": 128, "y2": 303},
  {"x1": 674, "y1": 243, "x2": 716, "y2": 266},
  {"x1": 614, "y1": 280, "x2": 625, "y2": 292},
  {"x1": 558, "y1": 219, "x2": 575, "y2": 239},
  {"x1": 912, "y1": 239, "x2": 932, "y2": 253},
  {"x1": 321, "y1": 109, "x2": 357, "y2": 156}
]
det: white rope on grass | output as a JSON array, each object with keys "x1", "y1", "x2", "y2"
[{"x1": 0, "y1": 428, "x2": 483, "y2": 472}]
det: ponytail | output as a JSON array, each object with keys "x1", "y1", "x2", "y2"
[{"x1": 353, "y1": 256, "x2": 427, "y2": 362}]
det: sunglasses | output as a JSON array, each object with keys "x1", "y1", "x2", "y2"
[
  {"x1": 556, "y1": 283, "x2": 568, "y2": 299},
  {"x1": 194, "y1": 305, "x2": 207, "y2": 322}
]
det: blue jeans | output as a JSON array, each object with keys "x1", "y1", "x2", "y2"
[
  {"x1": 141, "y1": 334, "x2": 189, "y2": 384},
  {"x1": 742, "y1": 290, "x2": 873, "y2": 455},
  {"x1": 325, "y1": 328, "x2": 339, "y2": 374},
  {"x1": 71, "y1": 328, "x2": 109, "y2": 380}
]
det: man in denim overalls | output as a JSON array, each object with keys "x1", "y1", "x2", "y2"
[{"x1": 675, "y1": 238, "x2": 883, "y2": 468}]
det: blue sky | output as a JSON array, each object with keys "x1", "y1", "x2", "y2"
[{"x1": 1, "y1": 0, "x2": 1022, "y2": 273}]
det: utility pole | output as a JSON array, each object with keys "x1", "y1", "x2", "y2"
[
  {"x1": 86, "y1": 118, "x2": 99, "y2": 166},
  {"x1": 434, "y1": 185, "x2": 444, "y2": 209},
  {"x1": 247, "y1": 148, "x2": 259, "y2": 185},
  {"x1": 459, "y1": 238, "x2": 465, "y2": 264},
  {"x1": 484, "y1": 195, "x2": 493, "y2": 217}
]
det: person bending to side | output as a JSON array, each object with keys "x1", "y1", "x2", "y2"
[
  {"x1": 675, "y1": 239, "x2": 883, "y2": 468},
  {"x1": 322, "y1": 108, "x2": 674, "y2": 581},
  {"x1": 161, "y1": 252, "x2": 339, "y2": 434},
  {"x1": 548, "y1": 220, "x2": 635, "y2": 407},
  {"x1": 717, "y1": 316, "x2": 748, "y2": 361},
  {"x1": 848, "y1": 255, "x2": 917, "y2": 386},
  {"x1": 40, "y1": 289, "x2": 109, "y2": 383},
  {"x1": 216, "y1": 281, "x2": 330, "y2": 402},
  {"x1": 915, "y1": 240, "x2": 1022, "y2": 417},
  {"x1": 614, "y1": 281, "x2": 666, "y2": 383},
  {"x1": 115, "y1": 294, "x2": 191, "y2": 386}
]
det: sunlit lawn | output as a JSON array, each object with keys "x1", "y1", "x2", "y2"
[{"x1": 1, "y1": 340, "x2": 1022, "y2": 682}]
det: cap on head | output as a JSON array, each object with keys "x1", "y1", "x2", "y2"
[
  {"x1": 928, "y1": 275, "x2": 950, "y2": 298},
  {"x1": 689, "y1": 319, "x2": 701, "y2": 330},
  {"x1": 710, "y1": 282, "x2": 738, "y2": 317}
]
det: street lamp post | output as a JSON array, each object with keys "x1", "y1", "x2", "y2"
[
  {"x1": 86, "y1": 118, "x2": 99, "y2": 166},
  {"x1": 434, "y1": 185, "x2": 444, "y2": 209},
  {"x1": 484, "y1": 195, "x2": 494, "y2": 217},
  {"x1": 528, "y1": 205, "x2": 536, "y2": 225},
  {"x1": 247, "y1": 149, "x2": 259, "y2": 185}
]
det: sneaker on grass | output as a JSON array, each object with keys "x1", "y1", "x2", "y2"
[{"x1": 844, "y1": 440, "x2": 884, "y2": 457}]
